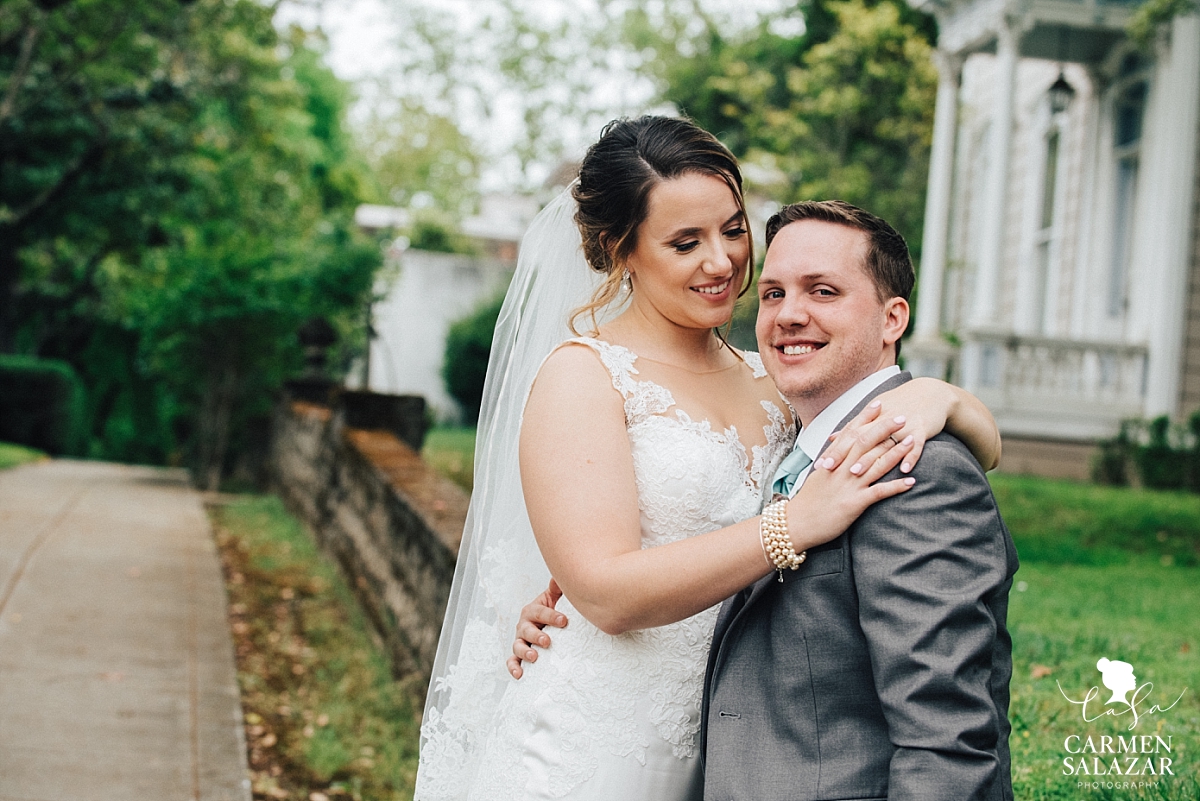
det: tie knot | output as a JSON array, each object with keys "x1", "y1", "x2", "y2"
[{"x1": 771, "y1": 447, "x2": 813, "y2": 498}]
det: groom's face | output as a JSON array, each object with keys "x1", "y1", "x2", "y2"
[{"x1": 756, "y1": 219, "x2": 908, "y2": 422}]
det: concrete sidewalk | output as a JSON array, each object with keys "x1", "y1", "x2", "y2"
[{"x1": 0, "y1": 460, "x2": 250, "y2": 801}]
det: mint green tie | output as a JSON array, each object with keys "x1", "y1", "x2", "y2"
[{"x1": 771, "y1": 446, "x2": 814, "y2": 499}]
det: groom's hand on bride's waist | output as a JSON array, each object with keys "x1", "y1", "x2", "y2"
[{"x1": 507, "y1": 578, "x2": 569, "y2": 679}]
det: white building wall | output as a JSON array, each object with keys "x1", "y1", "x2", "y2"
[{"x1": 368, "y1": 250, "x2": 513, "y2": 421}]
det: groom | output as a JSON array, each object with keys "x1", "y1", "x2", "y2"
[{"x1": 700, "y1": 200, "x2": 1017, "y2": 800}]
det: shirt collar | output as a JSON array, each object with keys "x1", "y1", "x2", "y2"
[{"x1": 793, "y1": 365, "x2": 902, "y2": 464}]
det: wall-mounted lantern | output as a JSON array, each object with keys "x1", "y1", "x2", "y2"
[{"x1": 1048, "y1": 71, "x2": 1076, "y2": 114}]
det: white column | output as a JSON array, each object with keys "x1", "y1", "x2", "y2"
[
  {"x1": 969, "y1": 22, "x2": 1019, "y2": 327},
  {"x1": 914, "y1": 50, "x2": 963, "y2": 341},
  {"x1": 1142, "y1": 15, "x2": 1200, "y2": 417},
  {"x1": 1069, "y1": 70, "x2": 1102, "y2": 341}
]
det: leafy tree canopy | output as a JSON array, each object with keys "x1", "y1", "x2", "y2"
[
  {"x1": 641, "y1": 0, "x2": 937, "y2": 253},
  {"x1": 1, "y1": 0, "x2": 380, "y2": 488}
]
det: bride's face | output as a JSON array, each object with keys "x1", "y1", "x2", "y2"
[{"x1": 624, "y1": 172, "x2": 749, "y2": 331}]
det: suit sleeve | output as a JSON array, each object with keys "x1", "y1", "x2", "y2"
[{"x1": 850, "y1": 437, "x2": 1010, "y2": 801}]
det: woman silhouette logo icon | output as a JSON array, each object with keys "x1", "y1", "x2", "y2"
[{"x1": 1096, "y1": 657, "x2": 1137, "y2": 707}]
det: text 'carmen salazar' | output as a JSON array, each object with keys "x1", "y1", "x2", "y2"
[{"x1": 1061, "y1": 735, "x2": 1174, "y2": 777}]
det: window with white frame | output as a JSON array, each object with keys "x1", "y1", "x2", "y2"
[
  {"x1": 1032, "y1": 125, "x2": 1061, "y2": 333},
  {"x1": 1108, "y1": 55, "x2": 1148, "y2": 318}
]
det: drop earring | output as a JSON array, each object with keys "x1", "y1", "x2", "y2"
[{"x1": 621, "y1": 269, "x2": 632, "y2": 292}]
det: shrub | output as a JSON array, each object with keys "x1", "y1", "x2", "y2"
[
  {"x1": 0, "y1": 355, "x2": 85, "y2": 456},
  {"x1": 441, "y1": 293, "x2": 504, "y2": 424},
  {"x1": 1091, "y1": 419, "x2": 1135, "y2": 486},
  {"x1": 408, "y1": 211, "x2": 478, "y2": 255},
  {"x1": 1094, "y1": 412, "x2": 1200, "y2": 492},
  {"x1": 1136, "y1": 415, "x2": 1190, "y2": 490}
]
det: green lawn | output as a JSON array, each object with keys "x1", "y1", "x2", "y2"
[
  {"x1": 1006, "y1": 560, "x2": 1198, "y2": 800},
  {"x1": 990, "y1": 473, "x2": 1200, "y2": 567},
  {"x1": 421, "y1": 426, "x2": 475, "y2": 491},
  {"x1": 988, "y1": 474, "x2": 1200, "y2": 800},
  {"x1": 0, "y1": 441, "x2": 47, "y2": 470}
]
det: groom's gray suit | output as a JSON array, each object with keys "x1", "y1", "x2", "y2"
[{"x1": 702, "y1": 372, "x2": 1018, "y2": 801}]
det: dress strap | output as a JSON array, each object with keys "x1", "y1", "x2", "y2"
[
  {"x1": 741, "y1": 350, "x2": 769, "y2": 379},
  {"x1": 562, "y1": 337, "x2": 640, "y2": 399},
  {"x1": 560, "y1": 337, "x2": 675, "y2": 424}
]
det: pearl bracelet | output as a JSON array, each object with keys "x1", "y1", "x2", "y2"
[{"x1": 760, "y1": 499, "x2": 807, "y2": 582}]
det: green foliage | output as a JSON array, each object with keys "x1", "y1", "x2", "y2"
[
  {"x1": 634, "y1": 0, "x2": 936, "y2": 255},
  {"x1": 1092, "y1": 420, "x2": 1136, "y2": 487},
  {"x1": 1135, "y1": 416, "x2": 1192, "y2": 491},
  {"x1": 1, "y1": 1, "x2": 380, "y2": 486},
  {"x1": 1092, "y1": 415, "x2": 1200, "y2": 493},
  {"x1": 0, "y1": 354, "x2": 84, "y2": 455},
  {"x1": 360, "y1": 100, "x2": 481, "y2": 216},
  {"x1": 1129, "y1": 0, "x2": 1198, "y2": 48},
  {"x1": 380, "y1": 0, "x2": 635, "y2": 186},
  {"x1": 442, "y1": 293, "x2": 504, "y2": 424},
  {"x1": 408, "y1": 210, "x2": 478, "y2": 255}
]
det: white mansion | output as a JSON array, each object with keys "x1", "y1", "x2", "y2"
[{"x1": 904, "y1": 0, "x2": 1200, "y2": 476}]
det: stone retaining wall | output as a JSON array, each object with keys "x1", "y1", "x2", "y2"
[{"x1": 269, "y1": 398, "x2": 468, "y2": 683}]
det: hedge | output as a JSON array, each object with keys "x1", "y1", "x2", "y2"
[{"x1": 0, "y1": 355, "x2": 86, "y2": 456}]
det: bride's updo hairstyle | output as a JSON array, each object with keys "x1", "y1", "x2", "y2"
[{"x1": 569, "y1": 115, "x2": 752, "y2": 335}]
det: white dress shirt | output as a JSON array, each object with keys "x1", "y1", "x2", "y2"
[{"x1": 784, "y1": 365, "x2": 901, "y2": 498}]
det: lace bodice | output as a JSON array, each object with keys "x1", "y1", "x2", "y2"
[
  {"x1": 581, "y1": 338, "x2": 792, "y2": 547},
  {"x1": 418, "y1": 338, "x2": 795, "y2": 801}
]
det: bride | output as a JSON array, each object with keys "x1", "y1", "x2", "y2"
[{"x1": 415, "y1": 116, "x2": 1000, "y2": 801}]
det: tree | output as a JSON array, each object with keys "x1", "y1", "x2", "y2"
[
  {"x1": 359, "y1": 100, "x2": 482, "y2": 217},
  {"x1": 762, "y1": 0, "x2": 936, "y2": 251},
  {"x1": 1129, "y1": 0, "x2": 1198, "y2": 47},
  {"x1": 110, "y1": 16, "x2": 380, "y2": 489},
  {"x1": 2, "y1": 0, "x2": 380, "y2": 487},
  {"x1": 376, "y1": 0, "x2": 662, "y2": 188},
  {"x1": 649, "y1": 0, "x2": 937, "y2": 254},
  {"x1": 0, "y1": 0, "x2": 199, "y2": 352}
]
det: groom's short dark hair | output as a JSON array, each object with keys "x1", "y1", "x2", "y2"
[{"x1": 765, "y1": 200, "x2": 915, "y2": 305}]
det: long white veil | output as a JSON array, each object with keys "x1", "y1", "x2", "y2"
[{"x1": 416, "y1": 186, "x2": 617, "y2": 799}]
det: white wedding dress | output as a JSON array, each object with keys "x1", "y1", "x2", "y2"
[{"x1": 439, "y1": 338, "x2": 795, "y2": 801}]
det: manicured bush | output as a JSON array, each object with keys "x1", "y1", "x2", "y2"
[
  {"x1": 1136, "y1": 415, "x2": 1190, "y2": 490},
  {"x1": 1093, "y1": 412, "x2": 1200, "y2": 492},
  {"x1": 441, "y1": 293, "x2": 504, "y2": 424},
  {"x1": 0, "y1": 355, "x2": 85, "y2": 456}
]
